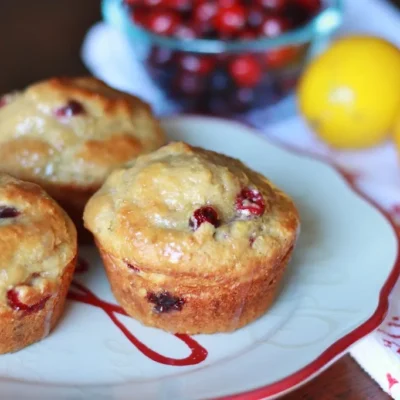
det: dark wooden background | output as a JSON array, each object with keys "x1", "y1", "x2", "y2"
[
  {"x1": 0, "y1": 1, "x2": 399, "y2": 399},
  {"x1": 0, "y1": 0, "x2": 101, "y2": 92}
]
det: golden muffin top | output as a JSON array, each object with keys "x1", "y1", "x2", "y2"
[
  {"x1": 0, "y1": 174, "x2": 77, "y2": 311},
  {"x1": 0, "y1": 76, "x2": 166, "y2": 187},
  {"x1": 84, "y1": 142, "x2": 299, "y2": 276}
]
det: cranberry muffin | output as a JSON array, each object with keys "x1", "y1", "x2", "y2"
[
  {"x1": 0, "y1": 174, "x2": 77, "y2": 353},
  {"x1": 84, "y1": 142, "x2": 299, "y2": 334},
  {"x1": 0, "y1": 76, "x2": 166, "y2": 241}
]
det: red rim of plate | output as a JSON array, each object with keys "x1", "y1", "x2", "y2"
[{"x1": 164, "y1": 114, "x2": 400, "y2": 400}]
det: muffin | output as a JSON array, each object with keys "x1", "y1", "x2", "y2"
[
  {"x1": 0, "y1": 174, "x2": 77, "y2": 353},
  {"x1": 0, "y1": 76, "x2": 166, "y2": 241},
  {"x1": 84, "y1": 142, "x2": 299, "y2": 334}
]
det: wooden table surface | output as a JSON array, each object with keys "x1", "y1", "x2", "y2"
[{"x1": 0, "y1": 1, "x2": 399, "y2": 399}]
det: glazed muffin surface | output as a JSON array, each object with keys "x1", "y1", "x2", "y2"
[
  {"x1": 0, "y1": 76, "x2": 165, "y2": 188},
  {"x1": 0, "y1": 174, "x2": 77, "y2": 353},
  {"x1": 84, "y1": 142, "x2": 299, "y2": 333},
  {"x1": 85, "y1": 142, "x2": 298, "y2": 274}
]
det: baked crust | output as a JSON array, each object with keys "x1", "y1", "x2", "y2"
[
  {"x1": 0, "y1": 174, "x2": 77, "y2": 352},
  {"x1": 0, "y1": 76, "x2": 166, "y2": 239},
  {"x1": 0, "y1": 257, "x2": 76, "y2": 354},
  {"x1": 99, "y1": 244, "x2": 293, "y2": 334},
  {"x1": 84, "y1": 142, "x2": 299, "y2": 333}
]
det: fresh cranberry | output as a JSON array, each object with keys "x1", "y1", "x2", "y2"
[
  {"x1": 165, "y1": 0, "x2": 191, "y2": 10},
  {"x1": 214, "y1": 4, "x2": 246, "y2": 36},
  {"x1": 218, "y1": 0, "x2": 239, "y2": 6},
  {"x1": 148, "y1": 46, "x2": 174, "y2": 66},
  {"x1": 175, "y1": 24, "x2": 197, "y2": 39},
  {"x1": 55, "y1": 100, "x2": 85, "y2": 118},
  {"x1": 229, "y1": 55, "x2": 262, "y2": 88},
  {"x1": 131, "y1": 7, "x2": 148, "y2": 27},
  {"x1": 256, "y1": 0, "x2": 288, "y2": 12},
  {"x1": 0, "y1": 206, "x2": 19, "y2": 219},
  {"x1": 264, "y1": 46, "x2": 299, "y2": 68},
  {"x1": 189, "y1": 206, "x2": 220, "y2": 230},
  {"x1": 215, "y1": 51, "x2": 231, "y2": 64},
  {"x1": 230, "y1": 87, "x2": 257, "y2": 112},
  {"x1": 260, "y1": 15, "x2": 291, "y2": 37},
  {"x1": 236, "y1": 188, "x2": 266, "y2": 217},
  {"x1": 174, "y1": 72, "x2": 206, "y2": 96},
  {"x1": 193, "y1": 1, "x2": 218, "y2": 35},
  {"x1": 297, "y1": 0, "x2": 322, "y2": 15},
  {"x1": 147, "y1": 291, "x2": 185, "y2": 313},
  {"x1": 7, "y1": 288, "x2": 50, "y2": 313},
  {"x1": 261, "y1": 80, "x2": 281, "y2": 105},
  {"x1": 247, "y1": 6, "x2": 264, "y2": 29},
  {"x1": 124, "y1": 0, "x2": 143, "y2": 5},
  {"x1": 143, "y1": 0, "x2": 163, "y2": 5},
  {"x1": 240, "y1": 30, "x2": 258, "y2": 40},
  {"x1": 193, "y1": 22, "x2": 215, "y2": 38},
  {"x1": 146, "y1": 9, "x2": 181, "y2": 36},
  {"x1": 126, "y1": 262, "x2": 141, "y2": 273},
  {"x1": 211, "y1": 70, "x2": 232, "y2": 91},
  {"x1": 193, "y1": 1, "x2": 218, "y2": 23},
  {"x1": 178, "y1": 54, "x2": 215, "y2": 75}
]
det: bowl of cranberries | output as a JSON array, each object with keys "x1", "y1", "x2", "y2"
[{"x1": 102, "y1": 0, "x2": 342, "y2": 115}]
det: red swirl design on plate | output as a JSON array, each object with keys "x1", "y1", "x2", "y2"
[{"x1": 67, "y1": 279, "x2": 208, "y2": 366}]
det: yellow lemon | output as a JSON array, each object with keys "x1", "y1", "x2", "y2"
[{"x1": 297, "y1": 36, "x2": 400, "y2": 149}]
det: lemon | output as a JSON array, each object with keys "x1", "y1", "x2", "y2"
[{"x1": 297, "y1": 36, "x2": 400, "y2": 149}]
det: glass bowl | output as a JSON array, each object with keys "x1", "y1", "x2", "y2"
[{"x1": 102, "y1": 0, "x2": 343, "y2": 116}]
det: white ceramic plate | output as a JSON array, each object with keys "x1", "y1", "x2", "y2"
[{"x1": 0, "y1": 116, "x2": 398, "y2": 400}]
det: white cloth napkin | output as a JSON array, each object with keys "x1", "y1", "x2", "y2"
[{"x1": 81, "y1": 0, "x2": 400, "y2": 397}]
